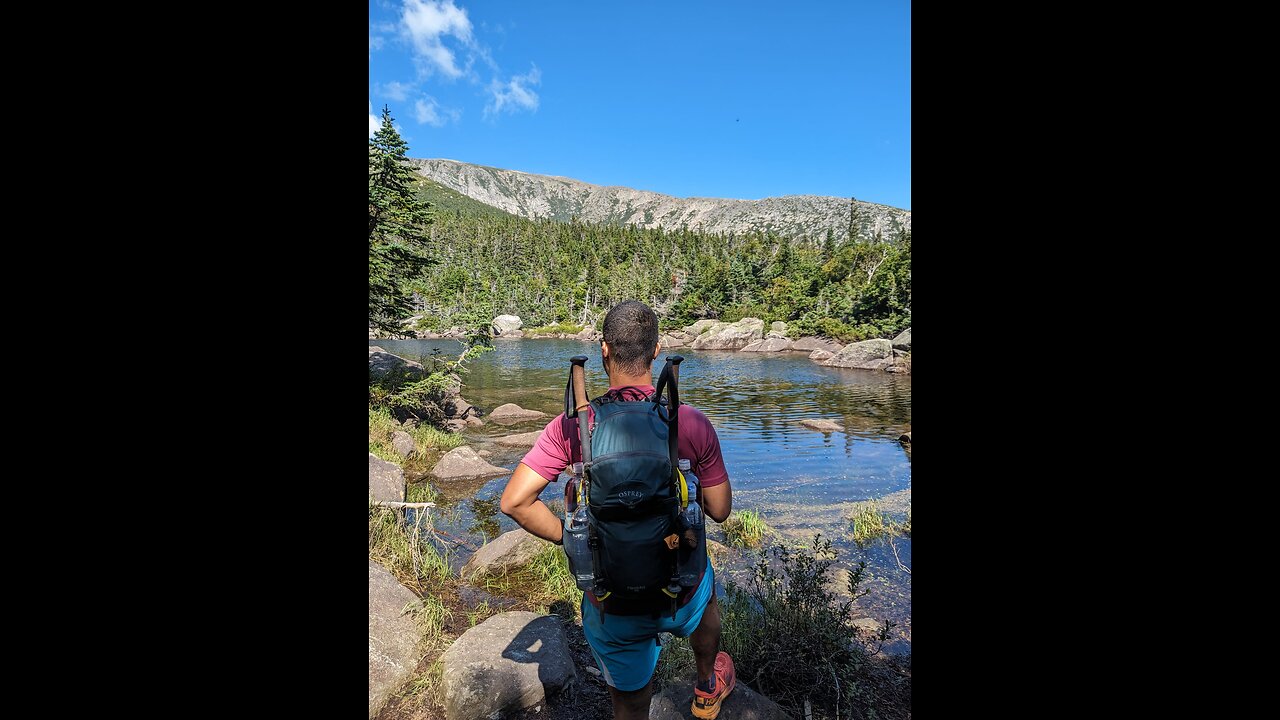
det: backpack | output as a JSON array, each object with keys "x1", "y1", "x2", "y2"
[{"x1": 564, "y1": 354, "x2": 702, "y2": 617}]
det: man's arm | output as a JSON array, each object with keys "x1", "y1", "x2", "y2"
[
  {"x1": 500, "y1": 462, "x2": 565, "y2": 544},
  {"x1": 701, "y1": 481, "x2": 731, "y2": 523}
]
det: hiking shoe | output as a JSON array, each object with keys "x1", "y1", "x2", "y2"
[{"x1": 691, "y1": 651, "x2": 736, "y2": 719}]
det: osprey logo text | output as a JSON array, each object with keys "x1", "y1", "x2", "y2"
[{"x1": 618, "y1": 489, "x2": 645, "y2": 506}]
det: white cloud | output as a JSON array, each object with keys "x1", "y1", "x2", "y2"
[
  {"x1": 369, "y1": 35, "x2": 385, "y2": 52},
  {"x1": 415, "y1": 96, "x2": 461, "y2": 127},
  {"x1": 379, "y1": 80, "x2": 415, "y2": 101},
  {"x1": 369, "y1": 102, "x2": 381, "y2": 137},
  {"x1": 400, "y1": 0, "x2": 473, "y2": 79},
  {"x1": 485, "y1": 65, "x2": 541, "y2": 117}
]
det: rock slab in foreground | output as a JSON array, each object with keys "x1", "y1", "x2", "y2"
[
  {"x1": 369, "y1": 561, "x2": 423, "y2": 719},
  {"x1": 649, "y1": 681, "x2": 791, "y2": 720},
  {"x1": 488, "y1": 403, "x2": 548, "y2": 421},
  {"x1": 431, "y1": 446, "x2": 510, "y2": 481},
  {"x1": 494, "y1": 430, "x2": 545, "y2": 447},
  {"x1": 369, "y1": 453, "x2": 406, "y2": 502},
  {"x1": 800, "y1": 418, "x2": 845, "y2": 433},
  {"x1": 461, "y1": 528, "x2": 551, "y2": 579},
  {"x1": 441, "y1": 611, "x2": 576, "y2": 720},
  {"x1": 822, "y1": 339, "x2": 894, "y2": 370}
]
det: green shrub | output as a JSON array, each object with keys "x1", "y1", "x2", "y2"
[{"x1": 721, "y1": 510, "x2": 775, "y2": 549}]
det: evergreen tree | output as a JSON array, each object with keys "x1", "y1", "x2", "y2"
[{"x1": 369, "y1": 105, "x2": 434, "y2": 335}]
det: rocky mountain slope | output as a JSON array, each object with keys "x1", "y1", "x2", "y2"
[{"x1": 409, "y1": 158, "x2": 910, "y2": 243}]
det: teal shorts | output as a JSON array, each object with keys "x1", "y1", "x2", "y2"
[{"x1": 580, "y1": 561, "x2": 715, "y2": 691}]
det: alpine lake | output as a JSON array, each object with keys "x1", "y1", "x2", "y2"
[{"x1": 372, "y1": 337, "x2": 912, "y2": 654}]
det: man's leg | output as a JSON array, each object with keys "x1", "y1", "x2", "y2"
[
  {"x1": 607, "y1": 680, "x2": 653, "y2": 720},
  {"x1": 690, "y1": 592, "x2": 721, "y2": 684}
]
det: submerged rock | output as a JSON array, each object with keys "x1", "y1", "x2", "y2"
[
  {"x1": 488, "y1": 403, "x2": 547, "y2": 422},
  {"x1": 441, "y1": 611, "x2": 576, "y2": 720},
  {"x1": 800, "y1": 418, "x2": 845, "y2": 433},
  {"x1": 493, "y1": 430, "x2": 544, "y2": 447}
]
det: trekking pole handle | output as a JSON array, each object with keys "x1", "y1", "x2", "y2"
[{"x1": 570, "y1": 356, "x2": 590, "y2": 414}]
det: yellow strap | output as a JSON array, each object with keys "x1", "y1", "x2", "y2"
[
  {"x1": 596, "y1": 591, "x2": 612, "y2": 601},
  {"x1": 661, "y1": 586, "x2": 679, "y2": 598},
  {"x1": 677, "y1": 468, "x2": 688, "y2": 509}
]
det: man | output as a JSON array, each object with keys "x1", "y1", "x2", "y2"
[{"x1": 500, "y1": 300, "x2": 736, "y2": 720}]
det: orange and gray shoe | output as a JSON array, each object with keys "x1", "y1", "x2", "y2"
[{"x1": 691, "y1": 651, "x2": 736, "y2": 719}]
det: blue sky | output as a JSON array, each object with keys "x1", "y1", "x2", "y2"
[{"x1": 369, "y1": 1, "x2": 911, "y2": 210}]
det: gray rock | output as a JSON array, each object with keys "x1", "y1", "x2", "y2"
[
  {"x1": 765, "y1": 331, "x2": 788, "y2": 339},
  {"x1": 441, "y1": 611, "x2": 576, "y2": 720},
  {"x1": 800, "y1": 418, "x2": 845, "y2": 433},
  {"x1": 461, "y1": 528, "x2": 552, "y2": 579},
  {"x1": 808, "y1": 349, "x2": 833, "y2": 361},
  {"x1": 445, "y1": 419, "x2": 468, "y2": 432},
  {"x1": 690, "y1": 317, "x2": 765, "y2": 350},
  {"x1": 891, "y1": 327, "x2": 911, "y2": 351},
  {"x1": 822, "y1": 339, "x2": 894, "y2": 370},
  {"x1": 685, "y1": 319, "x2": 721, "y2": 336},
  {"x1": 492, "y1": 314, "x2": 523, "y2": 335},
  {"x1": 369, "y1": 561, "x2": 423, "y2": 719},
  {"x1": 431, "y1": 446, "x2": 510, "y2": 481},
  {"x1": 391, "y1": 431, "x2": 415, "y2": 458},
  {"x1": 443, "y1": 395, "x2": 474, "y2": 419},
  {"x1": 369, "y1": 346, "x2": 385, "y2": 353},
  {"x1": 660, "y1": 333, "x2": 687, "y2": 348},
  {"x1": 488, "y1": 403, "x2": 548, "y2": 421},
  {"x1": 478, "y1": 449, "x2": 493, "y2": 457},
  {"x1": 369, "y1": 349, "x2": 427, "y2": 381},
  {"x1": 575, "y1": 324, "x2": 597, "y2": 340},
  {"x1": 770, "y1": 321, "x2": 788, "y2": 334},
  {"x1": 466, "y1": 416, "x2": 485, "y2": 427},
  {"x1": 369, "y1": 453, "x2": 405, "y2": 503},
  {"x1": 791, "y1": 336, "x2": 845, "y2": 354},
  {"x1": 741, "y1": 337, "x2": 793, "y2": 352},
  {"x1": 649, "y1": 681, "x2": 791, "y2": 720},
  {"x1": 493, "y1": 430, "x2": 544, "y2": 447}
]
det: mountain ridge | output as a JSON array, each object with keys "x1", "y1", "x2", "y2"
[{"x1": 409, "y1": 158, "x2": 911, "y2": 243}]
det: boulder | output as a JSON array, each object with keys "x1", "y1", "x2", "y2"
[
  {"x1": 770, "y1": 321, "x2": 788, "y2": 334},
  {"x1": 685, "y1": 319, "x2": 721, "y2": 336},
  {"x1": 741, "y1": 337, "x2": 793, "y2": 352},
  {"x1": 443, "y1": 395, "x2": 474, "y2": 419},
  {"x1": 391, "y1": 431, "x2": 415, "y2": 458},
  {"x1": 441, "y1": 611, "x2": 576, "y2": 720},
  {"x1": 791, "y1": 336, "x2": 845, "y2": 354},
  {"x1": 649, "y1": 681, "x2": 790, "y2": 720},
  {"x1": 430, "y1": 446, "x2": 510, "y2": 481},
  {"x1": 369, "y1": 561, "x2": 423, "y2": 718},
  {"x1": 690, "y1": 318, "x2": 765, "y2": 350},
  {"x1": 493, "y1": 430, "x2": 544, "y2": 447},
  {"x1": 461, "y1": 528, "x2": 552, "y2": 579},
  {"x1": 369, "y1": 349, "x2": 427, "y2": 381},
  {"x1": 765, "y1": 331, "x2": 788, "y2": 339},
  {"x1": 488, "y1": 403, "x2": 548, "y2": 422},
  {"x1": 466, "y1": 416, "x2": 485, "y2": 427},
  {"x1": 822, "y1": 339, "x2": 894, "y2": 370},
  {"x1": 492, "y1": 314, "x2": 523, "y2": 335},
  {"x1": 445, "y1": 419, "x2": 468, "y2": 432},
  {"x1": 891, "y1": 327, "x2": 911, "y2": 351},
  {"x1": 660, "y1": 333, "x2": 687, "y2": 348},
  {"x1": 575, "y1": 324, "x2": 597, "y2": 340},
  {"x1": 369, "y1": 453, "x2": 405, "y2": 503},
  {"x1": 800, "y1": 418, "x2": 845, "y2": 433},
  {"x1": 809, "y1": 349, "x2": 833, "y2": 361}
]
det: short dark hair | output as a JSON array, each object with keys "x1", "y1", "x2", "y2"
[{"x1": 602, "y1": 300, "x2": 659, "y2": 376}]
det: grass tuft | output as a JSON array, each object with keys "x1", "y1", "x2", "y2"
[{"x1": 721, "y1": 509, "x2": 775, "y2": 549}]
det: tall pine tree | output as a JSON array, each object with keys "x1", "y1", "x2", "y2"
[{"x1": 369, "y1": 105, "x2": 434, "y2": 335}]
